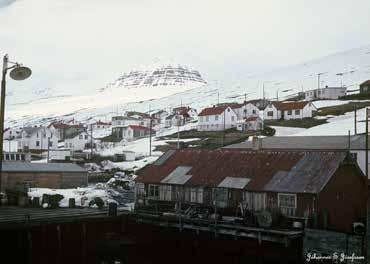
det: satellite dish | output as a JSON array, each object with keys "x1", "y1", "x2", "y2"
[{"x1": 9, "y1": 66, "x2": 32, "y2": 81}]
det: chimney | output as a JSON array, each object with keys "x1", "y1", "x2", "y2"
[{"x1": 252, "y1": 136, "x2": 261, "y2": 150}]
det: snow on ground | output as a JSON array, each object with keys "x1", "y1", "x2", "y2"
[
  {"x1": 28, "y1": 187, "x2": 110, "y2": 208},
  {"x1": 271, "y1": 126, "x2": 307, "y2": 136},
  {"x1": 289, "y1": 108, "x2": 365, "y2": 136},
  {"x1": 312, "y1": 100, "x2": 349, "y2": 109},
  {"x1": 98, "y1": 122, "x2": 198, "y2": 157},
  {"x1": 313, "y1": 99, "x2": 370, "y2": 109},
  {"x1": 102, "y1": 156, "x2": 160, "y2": 171},
  {"x1": 93, "y1": 127, "x2": 112, "y2": 139}
]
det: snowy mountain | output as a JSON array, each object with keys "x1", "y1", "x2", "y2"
[
  {"x1": 5, "y1": 44, "x2": 370, "y2": 128},
  {"x1": 99, "y1": 63, "x2": 206, "y2": 92}
]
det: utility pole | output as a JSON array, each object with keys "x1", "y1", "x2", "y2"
[
  {"x1": 47, "y1": 137, "x2": 50, "y2": 163},
  {"x1": 317, "y1": 72, "x2": 327, "y2": 99},
  {"x1": 354, "y1": 106, "x2": 357, "y2": 135},
  {"x1": 0, "y1": 56, "x2": 7, "y2": 193},
  {"x1": 366, "y1": 108, "x2": 369, "y2": 180},
  {"x1": 90, "y1": 125, "x2": 93, "y2": 161},
  {"x1": 177, "y1": 115, "x2": 180, "y2": 149},
  {"x1": 149, "y1": 119, "x2": 153, "y2": 156},
  {"x1": 222, "y1": 109, "x2": 226, "y2": 147}
]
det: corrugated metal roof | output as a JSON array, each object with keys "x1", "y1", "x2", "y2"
[
  {"x1": 1, "y1": 162, "x2": 86, "y2": 173},
  {"x1": 263, "y1": 152, "x2": 346, "y2": 193},
  {"x1": 153, "y1": 150, "x2": 176, "y2": 166},
  {"x1": 218, "y1": 177, "x2": 250, "y2": 189},
  {"x1": 161, "y1": 166, "x2": 192, "y2": 185},
  {"x1": 137, "y1": 149, "x2": 349, "y2": 194}
]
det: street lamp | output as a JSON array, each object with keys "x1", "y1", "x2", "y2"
[{"x1": 0, "y1": 54, "x2": 32, "y2": 193}]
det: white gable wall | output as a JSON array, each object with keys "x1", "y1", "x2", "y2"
[{"x1": 197, "y1": 107, "x2": 238, "y2": 131}]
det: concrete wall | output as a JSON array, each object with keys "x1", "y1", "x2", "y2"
[{"x1": 1, "y1": 171, "x2": 87, "y2": 190}]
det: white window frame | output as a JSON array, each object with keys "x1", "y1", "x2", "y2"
[
  {"x1": 148, "y1": 184, "x2": 160, "y2": 199},
  {"x1": 159, "y1": 185, "x2": 172, "y2": 201},
  {"x1": 278, "y1": 193, "x2": 297, "y2": 216},
  {"x1": 136, "y1": 183, "x2": 145, "y2": 195}
]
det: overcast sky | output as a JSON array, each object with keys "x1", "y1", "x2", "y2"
[{"x1": 1, "y1": 0, "x2": 370, "y2": 95}]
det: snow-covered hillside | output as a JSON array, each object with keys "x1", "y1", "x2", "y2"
[{"x1": 5, "y1": 44, "x2": 370, "y2": 128}]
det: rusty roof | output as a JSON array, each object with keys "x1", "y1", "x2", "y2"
[
  {"x1": 271, "y1": 101, "x2": 310, "y2": 111},
  {"x1": 136, "y1": 149, "x2": 349, "y2": 193},
  {"x1": 198, "y1": 106, "x2": 229, "y2": 116},
  {"x1": 263, "y1": 152, "x2": 346, "y2": 193},
  {"x1": 360, "y1": 80, "x2": 370, "y2": 86}
]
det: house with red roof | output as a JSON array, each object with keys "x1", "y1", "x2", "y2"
[
  {"x1": 197, "y1": 105, "x2": 238, "y2": 131},
  {"x1": 135, "y1": 149, "x2": 367, "y2": 234},
  {"x1": 89, "y1": 120, "x2": 112, "y2": 130},
  {"x1": 122, "y1": 125, "x2": 155, "y2": 141},
  {"x1": 263, "y1": 101, "x2": 316, "y2": 120}
]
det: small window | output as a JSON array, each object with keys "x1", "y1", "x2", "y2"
[
  {"x1": 36, "y1": 141, "x2": 40, "y2": 147},
  {"x1": 135, "y1": 183, "x2": 145, "y2": 196},
  {"x1": 85, "y1": 135, "x2": 88, "y2": 140},
  {"x1": 215, "y1": 115, "x2": 219, "y2": 121},
  {"x1": 148, "y1": 184, "x2": 159, "y2": 199},
  {"x1": 267, "y1": 111, "x2": 273, "y2": 117},
  {"x1": 79, "y1": 135, "x2": 83, "y2": 139},
  {"x1": 252, "y1": 110, "x2": 256, "y2": 114},
  {"x1": 295, "y1": 109, "x2": 300, "y2": 115},
  {"x1": 278, "y1": 193, "x2": 296, "y2": 216},
  {"x1": 287, "y1": 110, "x2": 292, "y2": 115},
  {"x1": 49, "y1": 141, "x2": 53, "y2": 147},
  {"x1": 205, "y1": 116, "x2": 209, "y2": 122},
  {"x1": 231, "y1": 116, "x2": 235, "y2": 121}
]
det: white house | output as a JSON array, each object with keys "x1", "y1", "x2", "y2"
[
  {"x1": 165, "y1": 114, "x2": 184, "y2": 128},
  {"x1": 18, "y1": 127, "x2": 59, "y2": 151},
  {"x1": 263, "y1": 101, "x2": 316, "y2": 121},
  {"x1": 3, "y1": 140, "x2": 18, "y2": 152},
  {"x1": 151, "y1": 110, "x2": 169, "y2": 121},
  {"x1": 3, "y1": 128, "x2": 20, "y2": 140},
  {"x1": 231, "y1": 102, "x2": 260, "y2": 120},
  {"x1": 236, "y1": 116, "x2": 263, "y2": 131},
  {"x1": 89, "y1": 120, "x2": 111, "y2": 130},
  {"x1": 122, "y1": 125, "x2": 154, "y2": 141},
  {"x1": 197, "y1": 106, "x2": 238, "y2": 131},
  {"x1": 112, "y1": 116, "x2": 151, "y2": 140},
  {"x1": 64, "y1": 131, "x2": 92, "y2": 151},
  {"x1": 304, "y1": 86, "x2": 347, "y2": 100}
]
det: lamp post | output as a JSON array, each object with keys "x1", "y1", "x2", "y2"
[{"x1": 0, "y1": 55, "x2": 32, "y2": 194}]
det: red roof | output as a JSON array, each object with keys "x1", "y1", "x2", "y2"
[
  {"x1": 95, "y1": 121, "x2": 111, "y2": 126},
  {"x1": 48, "y1": 121, "x2": 84, "y2": 129},
  {"x1": 128, "y1": 125, "x2": 153, "y2": 132},
  {"x1": 360, "y1": 80, "x2": 370, "y2": 86},
  {"x1": 136, "y1": 149, "x2": 348, "y2": 194},
  {"x1": 271, "y1": 101, "x2": 309, "y2": 111},
  {"x1": 198, "y1": 106, "x2": 229, "y2": 116}
]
